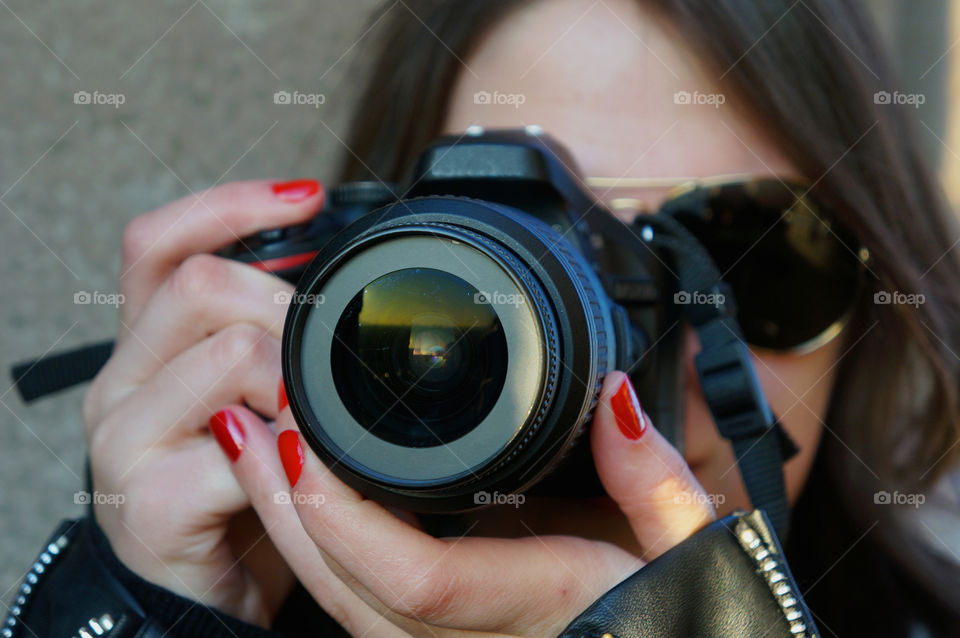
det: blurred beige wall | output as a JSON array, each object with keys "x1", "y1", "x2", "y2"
[
  {"x1": 872, "y1": 0, "x2": 958, "y2": 208},
  {"x1": 944, "y1": 2, "x2": 960, "y2": 207},
  {"x1": 0, "y1": 0, "x2": 381, "y2": 596}
]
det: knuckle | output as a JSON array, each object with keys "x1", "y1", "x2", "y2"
[
  {"x1": 658, "y1": 448, "x2": 691, "y2": 483},
  {"x1": 87, "y1": 426, "x2": 109, "y2": 471},
  {"x1": 82, "y1": 360, "x2": 121, "y2": 438},
  {"x1": 87, "y1": 422, "x2": 124, "y2": 488},
  {"x1": 169, "y1": 253, "x2": 231, "y2": 305},
  {"x1": 121, "y1": 215, "x2": 154, "y2": 265},
  {"x1": 210, "y1": 322, "x2": 266, "y2": 370},
  {"x1": 240, "y1": 331, "x2": 280, "y2": 374},
  {"x1": 389, "y1": 558, "x2": 458, "y2": 621},
  {"x1": 81, "y1": 383, "x2": 102, "y2": 436},
  {"x1": 81, "y1": 372, "x2": 103, "y2": 429}
]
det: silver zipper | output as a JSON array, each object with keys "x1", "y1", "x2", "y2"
[
  {"x1": 3, "y1": 532, "x2": 71, "y2": 638},
  {"x1": 735, "y1": 518, "x2": 816, "y2": 637}
]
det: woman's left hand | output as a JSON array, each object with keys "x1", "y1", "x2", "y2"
[{"x1": 217, "y1": 371, "x2": 716, "y2": 636}]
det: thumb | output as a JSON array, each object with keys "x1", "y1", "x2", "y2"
[{"x1": 591, "y1": 371, "x2": 716, "y2": 559}]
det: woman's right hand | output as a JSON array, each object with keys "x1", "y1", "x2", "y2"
[{"x1": 80, "y1": 179, "x2": 326, "y2": 626}]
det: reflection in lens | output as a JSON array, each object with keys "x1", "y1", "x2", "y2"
[
  {"x1": 331, "y1": 268, "x2": 508, "y2": 447},
  {"x1": 670, "y1": 180, "x2": 860, "y2": 349},
  {"x1": 406, "y1": 314, "x2": 463, "y2": 387}
]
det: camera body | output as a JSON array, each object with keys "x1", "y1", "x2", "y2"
[{"x1": 224, "y1": 127, "x2": 684, "y2": 512}]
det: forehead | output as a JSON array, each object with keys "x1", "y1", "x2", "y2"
[{"x1": 442, "y1": 0, "x2": 796, "y2": 184}]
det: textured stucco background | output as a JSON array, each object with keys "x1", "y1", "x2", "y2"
[
  {"x1": 0, "y1": 0, "x2": 381, "y2": 600},
  {"x1": 0, "y1": 0, "x2": 954, "y2": 609}
]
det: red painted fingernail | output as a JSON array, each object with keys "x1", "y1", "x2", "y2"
[
  {"x1": 278, "y1": 377, "x2": 288, "y2": 412},
  {"x1": 278, "y1": 430, "x2": 304, "y2": 487},
  {"x1": 611, "y1": 376, "x2": 646, "y2": 440},
  {"x1": 210, "y1": 409, "x2": 245, "y2": 462},
  {"x1": 271, "y1": 179, "x2": 320, "y2": 202}
]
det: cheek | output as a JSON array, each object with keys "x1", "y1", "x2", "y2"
[{"x1": 752, "y1": 349, "x2": 836, "y2": 503}]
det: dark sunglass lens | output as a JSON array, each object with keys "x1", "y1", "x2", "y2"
[{"x1": 669, "y1": 180, "x2": 861, "y2": 349}]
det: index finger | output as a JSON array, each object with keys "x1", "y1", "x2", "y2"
[
  {"x1": 274, "y1": 411, "x2": 639, "y2": 633},
  {"x1": 118, "y1": 179, "x2": 323, "y2": 329}
]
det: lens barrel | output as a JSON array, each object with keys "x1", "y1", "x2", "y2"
[{"x1": 282, "y1": 196, "x2": 618, "y2": 512}]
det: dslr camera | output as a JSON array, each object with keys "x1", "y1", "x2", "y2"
[{"x1": 221, "y1": 126, "x2": 684, "y2": 512}]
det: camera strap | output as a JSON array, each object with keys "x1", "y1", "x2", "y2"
[
  {"x1": 636, "y1": 213, "x2": 797, "y2": 538},
  {"x1": 10, "y1": 340, "x2": 114, "y2": 403}
]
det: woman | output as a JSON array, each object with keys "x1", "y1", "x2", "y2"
[{"x1": 9, "y1": 0, "x2": 960, "y2": 636}]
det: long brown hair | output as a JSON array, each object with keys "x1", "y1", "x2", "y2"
[{"x1": 335, "y1": 1, "x2": 960, "y2": 634}]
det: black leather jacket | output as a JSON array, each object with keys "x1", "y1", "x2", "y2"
[{"x1": 5, "y1": 508, "x2": 817, "y2": 637}]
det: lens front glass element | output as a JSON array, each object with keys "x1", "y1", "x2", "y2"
[{"x1": 331, "y1": 267, "x2": 508, "y2": 448}]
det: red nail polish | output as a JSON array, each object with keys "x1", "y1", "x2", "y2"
[
  {"x1": 278, "y1": 378, "x2": 288, "y2": 412},
  {"x1": 271, "y1": 179, "x2": 320, "y2": 202},
  {"x1": 278, "y1": 430, "x2": 304, "y2": 487},
  {"x1": 611, "y1": 376, "x2": 646, "y2": 440},
  {"x1": 210, "y1": 409, "x2": 245, "y2": 462}
]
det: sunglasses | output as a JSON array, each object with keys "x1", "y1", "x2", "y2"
[{"x1": 585, "y1": 175, "x2": 869, "y2": 353}]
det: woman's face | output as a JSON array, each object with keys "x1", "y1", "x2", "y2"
[{"x1": 443, "y1": 0, "x2": 841, "y2": 538}]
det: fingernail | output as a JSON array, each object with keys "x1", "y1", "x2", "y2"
[
  {"x1": 278, "y1": 430, "x2": 304, "y2": 487},
  {"x1": 271, "y1": 179, "x2": 320, "y2": 202},
  {"x1": 611, "y1": 376, "x2": 646, "y2": 440},
  {"x1": 210, "y1": 409, "x2": 245, "y2": 462},
  {"x1": 278, "y1": 377, "x2": 288, "y2": 412}
]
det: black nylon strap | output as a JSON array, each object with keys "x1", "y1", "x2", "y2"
[
  {"x1": 641, "y1": 213, "x2": 794, "y2": 537},
  {"x1": 10, "y1": 340, "x2": 113, "y2": 402},
  {"x1": 694, "y1": 318, "x2": 792, "y2": 535}
]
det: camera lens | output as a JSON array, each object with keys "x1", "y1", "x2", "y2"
[
  {"x1": 282, "y1": 196, "x2": 618, "y2": 511},
  {"x1": 331, "y1": 268, "x2": 508, "y2": 448}
]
